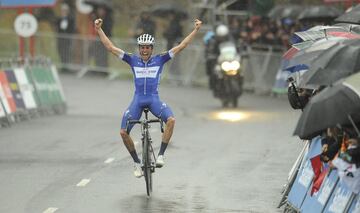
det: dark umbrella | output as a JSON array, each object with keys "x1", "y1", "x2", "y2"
[
  {"x1": 84, "y1": 0, "x2": 112, "y2": 9},
  {"x1": 149, "y1": 3, "x2": 188, "y2": 19},
  {"x1": 293, "y1": 72, "x2": 360, "y2": 140},
  {"x1": 298, "y1": 5, "x2": 342, "y2": 22},
  {"x1": 267, "y1": 4, "x2": 303, "y2": 20},
  {"x1": 299, "y1": 38, "x2": 360, "y2": 87},
  {"x1": 335, "y1": 4, "x2": 360, "y2": 25}
]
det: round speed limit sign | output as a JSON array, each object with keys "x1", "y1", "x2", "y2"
[{"x1": 14, "y1": 13, "x2": 38, "y2": 38}]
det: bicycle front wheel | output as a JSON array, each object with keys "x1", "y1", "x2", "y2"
[{"x1": 143, "y1": 132, "x2": 152, "y2": 196}]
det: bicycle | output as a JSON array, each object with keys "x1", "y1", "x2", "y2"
[{"x1": 126, "y1": 108, "x2": 164, "y2": 196}]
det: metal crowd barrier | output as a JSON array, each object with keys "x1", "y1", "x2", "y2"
[
  {"x1": 0, "y1": 30, "x2": 207, "y2": 86},
  {"x1": 242, "y1": 44, "x2": 285, "y2": 95},
  {"x1": 0, "y1": 56, "x2": 66, "y2": 127},
  {"x1": 0, "y1": 30, "x2": 287, "y2": 93},
  {"x1": 281, "y1": 137, "x2": 360, "y2": 213}
]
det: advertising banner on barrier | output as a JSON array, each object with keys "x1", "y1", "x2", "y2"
[
  {"x1": 287, "y1": 148, "x2": 313, "y2": 209},
  {"x1": 50, "y1": 65, "x2": 66, "y2": 102},
  {"x1": 0, "y1": 76, "x2": 11, "y2": 117},
  {"x1": 287, "y1": 137, "x2": 325, "y2": 209},
  {"x1": 0, "y1": 70, "x2": 16, "y2": 113},
  {"x1": 5, "y1": 69, "x2": 26, "y2": 110},
  {"x1": 0, "y1": 98, "x2": 6, "y2": 117},
  {"x1": 46, "y1": 66, "x2": 63, "y2": 105},
  {"x1": 323, "y1": 179, "x2": 354, "y2": 213},
  {"x1": 13, "y1": 68, "x2": 37, "y2": 109},
  {"x1": 301, "y1": 170, "x2": 339, "y2": 213},
  {"x1": 25, "y1": 67, "x2": 40, "y2": 107},
  {"x1": 29, "y1": 66, "x2": 52, "y2": 107},
  {"x1": 348, "y1": 194, "x2": 360, "y2": 213}
]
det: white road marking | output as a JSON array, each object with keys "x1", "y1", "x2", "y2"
[
  {"x1": 76, "y1": 179, "x2": 91, "y2": 187},
  {"x1": 104, "y1": 158, "x2": 115, "y2": 164},
  {"x1": 43, "y1": 207, "x2": 58, "y2": 213}
]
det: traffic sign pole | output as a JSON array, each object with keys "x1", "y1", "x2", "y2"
[
  {"x1": 29, "y1": 7, "x2": 35, "y2": 57},
  {"x1": 4, "y1": 0, "x2": 56, "y2": 59},
  {"x1": 17, "y1": 8, "x2": 25, "y2": 59}
]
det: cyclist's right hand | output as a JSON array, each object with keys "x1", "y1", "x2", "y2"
[{"x1": 94, "y1": 18, "x2": 103, "y2": 30}]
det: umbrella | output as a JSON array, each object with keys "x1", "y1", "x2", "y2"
[
  {"x1": 293, "y1": 72, "x2": 360, "y2": 140},
  {"x1": 298, "y1": 5, "x2": 342, "y2": 22},
  {"x1": 267, "y1": 5, "x2": 303, "y2": 20},
  {"x1": 149, "y1": 3, "x2": 188, "y2": 19},
  {"x1": 283, "y1": 40, "x2": 314, "y2": 60},
  {"x1": 293, "y1": 26, "x2": 351, "y2": 42},
  {"x1": 299, "y1": 38, "x2": 360, "y2": 87},
  {"x1": 335, "y1": 4, "x2": 360, "y2": 25},
  {"x1": 84, "y1": 0, "x2": 112, "y2": 9},
  {"x1": 283, "y1": 25, "x2": 357, "y2": 61},
  {"x1": 334, "y1": 23, "x2": 360, "y2": 34},
  {"x1": 284, "y1": 37, "x2": 348, "y2": 70}
]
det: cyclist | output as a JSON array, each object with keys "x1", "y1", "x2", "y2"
[{"x1": 94, "y1": 18, "x2": 202, "y2": 177}]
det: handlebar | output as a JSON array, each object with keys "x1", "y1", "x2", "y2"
[
  {"x1": 126, "y1": 118, "x2": 164, "y2": 133},
  {"x1": 127, "y1": 119, "x2": 161, "y2": 125}
]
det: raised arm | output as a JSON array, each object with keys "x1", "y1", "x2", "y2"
[
  {"x1": 170, "y1": 19, "x2": 202, "y2": 55},
  {"x1": 94, "y1": 18, "x2": 124, "y2": 57}
]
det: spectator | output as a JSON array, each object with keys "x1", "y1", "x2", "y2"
[
  {"x1": 320, "y1": 127, "x2": 342, "y2": 163},
  {"x1": 163, "y1": 14, "x2": 184, "y2": 83},
  {"x1": 228, "y1": 17, "x2": 241, "y2": 42},
  {"x1": 260, "y1": 19, "x2": 278, "y2": 45},
  {"x1": 89, "y1": 5, "x2": 113, "y2": 71},
  {"x1": 346, "y1": 137, "x2": 360, "y2": 166},
  {"x1": 133, "y1": 11, "x2": 156, "y2": 39},
  {"x1": 163, "y1": 14, "x2": 183, "y2": 50},
  {"x1": 56, "y1": 3, "x2": 75, "y2": 72},
  {"x1": 248, "y1": 16, "x2": 262, "y2": 44}
]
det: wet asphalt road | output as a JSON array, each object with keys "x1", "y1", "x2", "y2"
[{"x1": 0, "y1": 74, "x2": 303, "y2": 213}]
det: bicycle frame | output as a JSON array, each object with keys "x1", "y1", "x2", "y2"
[{"x1": 126, "y1": 108, "x2": 164, "y2": 196}]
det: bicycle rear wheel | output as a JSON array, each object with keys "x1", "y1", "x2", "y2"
[{"x1": 143, "y1": 132, "x2": 152, "y2": 196}]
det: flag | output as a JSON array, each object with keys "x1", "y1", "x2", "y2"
[
  {"x1": 311, "y1": 167, "x2": 330, "y2": 195},
  {"x1": 308, "y1": 137, "x2": 327, "y2": 195}
]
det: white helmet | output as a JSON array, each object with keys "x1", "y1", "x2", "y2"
[
  {"x1": 216, "y1": 24, "x2": 229, "y2": 37},
  {"x1": 137, "y1": 34, "x2": 155, "y2": 45}
]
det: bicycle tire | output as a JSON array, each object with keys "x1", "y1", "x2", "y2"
[{"x1": 143, "y1": 131, "x2": 152, "y2": 196}]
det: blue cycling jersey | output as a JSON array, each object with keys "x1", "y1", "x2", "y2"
[
  {"x1": 119, "y1": 50, "x2": 175, "y2": 132},
  {"x1": 119, "y1": 50, "x2": 174, "y2": 95}
]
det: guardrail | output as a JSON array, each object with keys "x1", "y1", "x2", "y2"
[{"x1": 0, "y1": 56, "x2": 66, "y2": 127}]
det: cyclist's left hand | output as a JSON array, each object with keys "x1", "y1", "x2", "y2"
[{"x1": 194, "y1": 19, "x2": 202, "y2": 30}]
